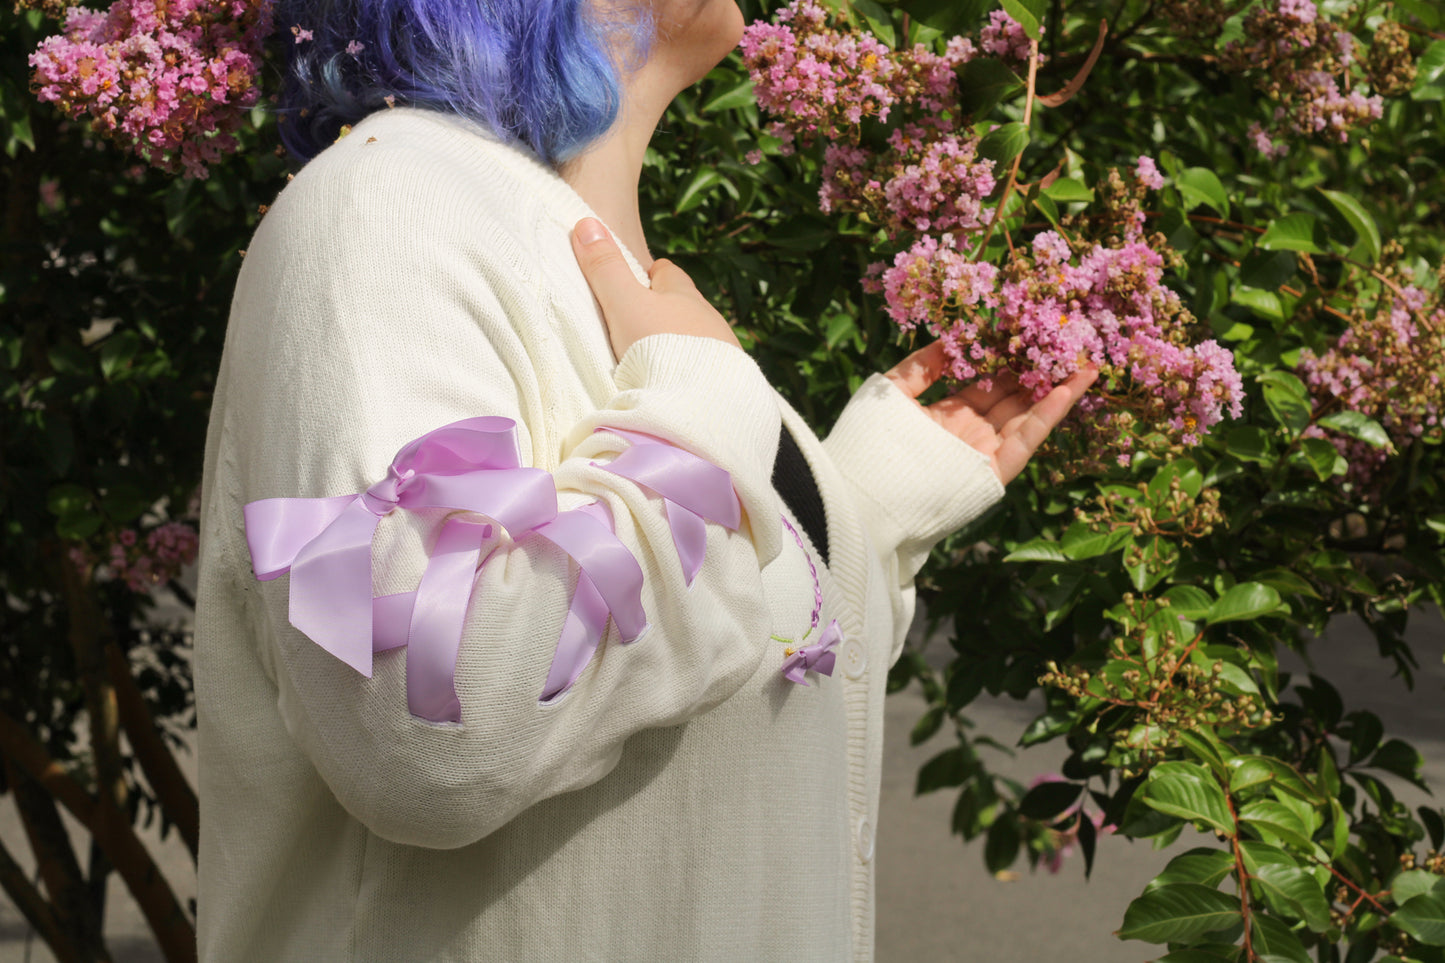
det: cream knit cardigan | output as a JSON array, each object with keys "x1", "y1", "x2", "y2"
[{"x1": 195, "y1": 108, "x2": 1003, "y2": 962}]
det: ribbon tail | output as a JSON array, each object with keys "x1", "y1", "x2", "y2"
[
  {"x1": 404, "y1": 519, "x2": 491, "y2": 724},
  {"x1": 538, "y1": 571, "x2": 610, "y2": 704},
  {"x1": 373, "y1": 592, "x2": 415, "y2": 653},
  {"x1": 664, "y1": 500, "x2": 707, "y2": 586},
  {"x1": 781, "y1": 653, "x2": 811, "y2": 686},
  {"x1": 531, "y1": 506, "x2": 647, "y2": 642},
  {"x1": 288, "y1": 498, "x2": 384, "y2": 677}
]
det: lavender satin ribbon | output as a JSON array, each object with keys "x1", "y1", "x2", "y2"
[
  {"x1": 780, "y1": 619, "x2": 843, "y2": 686},
  {"x1": 598, "y1": 428, "x2": 742, "y2": 585},
  {"x1": 243, "y1": 417, "x2": 741, "y2": 719},
  {"x1": 535, "y1": 429, "x2": 743, "y2": 703}
]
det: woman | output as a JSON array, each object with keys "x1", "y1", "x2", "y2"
[{"x1": 194, "y1": 0, "x2": 1094, "y2": 958}]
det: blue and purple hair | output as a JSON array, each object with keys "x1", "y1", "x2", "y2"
[{"x1": 276, "y1": 0, "x2": 647, "y2": 165}]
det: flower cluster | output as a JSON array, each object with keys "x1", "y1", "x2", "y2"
[
  {"x1": 69, "y1": 521, "x2": 199, "y2": 593},
  {"x1": 1298, "y1": 269, "x2": 1444, "y2": 490},
  {"x1": 28, "y1": 0, "x2": 272, "y2": 177},
  {"x1": 874, "y1": 166, "x2": 1243, "y2": 466},
  {"x1": 1205, "y1": 0, "x2": 1412, "y2": 153},
  {"x1": 742, "y1": 0, "x2": 1001, "y2": 235}
]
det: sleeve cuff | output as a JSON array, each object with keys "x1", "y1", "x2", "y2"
[{"x1": 824, "y1": 373, "x2": 1005, "y2": 578}]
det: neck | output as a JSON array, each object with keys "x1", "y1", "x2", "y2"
[{"x1": 559, "y1": 100, "x2": 657, "y2": 271}]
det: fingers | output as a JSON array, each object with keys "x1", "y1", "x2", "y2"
[
  {"x1": 571, "y1": 217, "x2": 643, "y2": 313},
  {"x1": 649, "y1": 258, "x2": 699, "y2": 296},
  {"x1": 885, "y1": 341, "x2": 947, "y2": 399},
  {"x1": 993, "y1": 367, "x2": 1099, "y2": 481}
]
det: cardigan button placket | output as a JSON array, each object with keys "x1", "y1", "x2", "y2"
[
  {"x1": 855, "y1": 815, "x2": 875, "y2": 863},
  {"x1": 839, "y1": 637, "x2": 867, "y2": 679}
]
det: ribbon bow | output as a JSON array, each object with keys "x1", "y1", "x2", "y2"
[
  {"x1": 244, "y1": 417, "x2": 646, "y2": 723},
  {"x1": 780, "y1": 619, "x2": 843, "y2": 686}
]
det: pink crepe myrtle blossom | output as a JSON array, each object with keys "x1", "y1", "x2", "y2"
[
  {"x1": 29, "y1": 0, "x2": 273, "y2": 178},
  {"x1": 1297, "y1": 281, "x2": 1444, "y2": 491},
  {"x1": 70, "y1": 520, "x2": 200, "y2": 593}
]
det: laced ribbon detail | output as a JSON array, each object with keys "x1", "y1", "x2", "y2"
[{"x1": 242, "y1": 417, "x2": 741, "y2": 722}]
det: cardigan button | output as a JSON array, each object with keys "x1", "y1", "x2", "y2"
[
  {"x1": 840, "y1": 638, "x2": 867, "y2": 679},
  {"x1": 856, "y1": 816, "x2": 875, "y2": 862}
]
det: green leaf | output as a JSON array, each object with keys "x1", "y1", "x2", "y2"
[
  {"x1": 1118, "y1": 883, "x2": 1242, "y2": 943},
  {"x1": 673, "y1": 168, "x2": 728, "y2": 214},
  {"x1": 1240, "y1": 841, "x2": 1331, "y2": 931},
  {"x1": 1394, "y1": 891, "x2": 1445, "y2": 946},
  {"x1": 1205, "y1": 582, "x2": 1283, "y2": 624},
  {"x1": 1228, "y1": 757, "x2": 1320, "y2": 804},
  {"x1": 1413, "y1": 40, "x2": 1445, "y2": 101},
  {"x1": 916, "y1": 746, "x2": 972, "y2": 794},
  {"x1": 701, "y1": 76, "x2": 756, "y2": 113},
  {"x1": 1061, "y1": 520, "x2": 1130, "y2": 560},
  {"x1": 1042, "y1": 178, "x2": 1094, "y2": 203},
  {"x1": 1141, "y1": 762, "x2": 1233, "y2": 834},
  {"x1": 1258, "y1": 370, "x2": 1311, "y2": 435},
  {"x1": 1176, "y1": 168, "x2": 1229, "y2": 216},
  {"x1": 984, "y1": 816, "x2": 1020, "y2": 873},
  {"x1": 1163, "y1": 585, "x2": 1215, "y2": 620},
  {"x1": 1301, "y1": 437, "x2": 1347, "y2": 481},
  {"x1": 1250, "y1": 913, "x2": 1311, "y2": 962},
  {"x1": 1318, "y1": 189, "x2": 1382, "y2": 264},
  {"x1": 1145, "y1": 848, "x2": 1235, "y2": 892},
  {"x1": 956, "y1": 58, "x2": 1022, "y2": 117},
  {"x1": 1368, "y1": 739, "x2": 1426, "y2": 789},
  {"x1": 1317, "y1": 410, "x2": 1392, "y2": 449},
  {"x1": 900, "y1": 0, "x2": 991, "y2": 35},
  {"x1": 1225, "y1": 425, "x2": 1272, "y2": 464},
  {"x1": 1238, "y1": 800, "x2": 1317, "y2": 852},
  {"x1": 1239, "y1": 249, "x2": 1298, "y2": 290},
  {"x1": 1178, "y1": 729, "x2": 1228, "y2": 778},
  {"x1": 1258, "y1": 213, "x2": 1326, "y2": 254},
  {"x1": 998, "y1": 0, "x2": 1046, "y2": 39},
  {"x1": 977, "y1": 121, "x2": 1030, "y2": 166},
  {"x1": 849, "y1": 0, "x2": 896, "y2": 47},
  {"x1": 909, "y1": 705, "x2": 945, "y2": 746},
  {"x1": 1233, "y1": 287, "x2": 1285, "y2": 323},
  {"x1": 1392, "y1": 869, "x2": 1445, "y2": 905},
  {"x1": 1020, "y1": 710, "x2": 1072, "y2": 747},
  {"x1": 1154, "y1": 953, "x2": 1236, "y2": 963},
  {"x1": 1004, "y1": 538, "x2": 1069, "y2": 563},
  {"x1": 1018, "y1": 779, "x2": 1083, "y2": 819}
]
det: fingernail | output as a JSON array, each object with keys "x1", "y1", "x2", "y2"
[{"x1": 575, "y1": 218, "x2": 608, "y2": 245}]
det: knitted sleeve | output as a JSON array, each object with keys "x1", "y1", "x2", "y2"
[
  {"x1": 216, "y1": 131, "x2": 783, "y2": 848},
  {"x1": 821, "y1": 374, "x2": 1006, "y2": 662}
]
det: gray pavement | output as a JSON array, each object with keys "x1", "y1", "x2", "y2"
[{"x1": 2, "y1": 610, "x2": 1442, "y2": 962}]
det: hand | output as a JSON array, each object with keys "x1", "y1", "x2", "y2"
[
  {"x1": 571, "y1": 218, "x2": 741, "y2": 361},
  {"x1": 885, "y1": 341, "x2": 1097, "y2": 486}
]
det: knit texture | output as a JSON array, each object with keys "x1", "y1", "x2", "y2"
[{"x1": 195, "y1": 106, "x2": 1004, "y2": 961}]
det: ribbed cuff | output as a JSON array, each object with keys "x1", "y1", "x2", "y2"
[{"x1": 824, "y1": 373, "x2": 1004, "y2": 579}]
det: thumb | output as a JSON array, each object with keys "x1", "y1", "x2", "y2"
[
  {"x1": 571, "y1": 217, "x2": 644, "y2": 313},
  {"x1": 884, "y1": 340, "x2": 947, "y2": 400}
]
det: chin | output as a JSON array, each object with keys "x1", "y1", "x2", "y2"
[{"x1": 663, "y1": 0, "x2": 746, "y2": 85}]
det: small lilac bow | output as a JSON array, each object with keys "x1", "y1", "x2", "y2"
[
  {"x1": 243, "y1": 417, "x2": 647, "y2": 723},
  {"x1": 780, "y1": 619, "x2": 843, "y2": 686}
]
